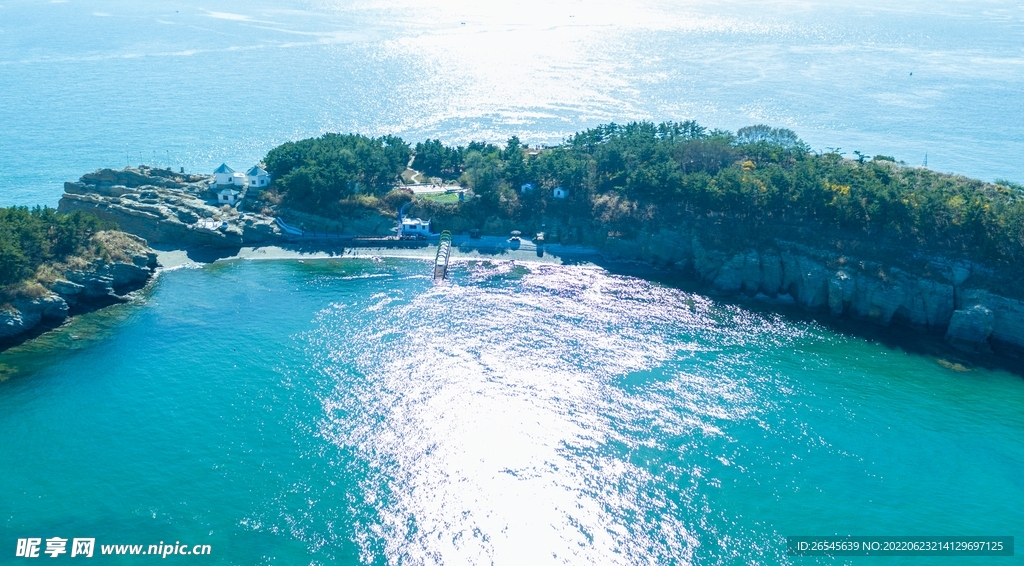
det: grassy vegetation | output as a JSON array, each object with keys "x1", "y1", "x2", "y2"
[{"x1": 419, "y1": 192, "x2": 461, "y2": 204}]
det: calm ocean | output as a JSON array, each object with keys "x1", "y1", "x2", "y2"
[{"x1": 1, "y1": 1, "x2": 1023, "y2": 564}]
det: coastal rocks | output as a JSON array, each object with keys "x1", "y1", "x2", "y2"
[
  {"x1": 780, "y1": 252, "x2": 830, "y2": 309},
  {"x1": 0, "y1": 296, "x2": 70, "y2": 339},
  {"x1": 846, "y1": 270, "x2": 905, "y2": 325},
  {"x1": 59, "y1": 192, "x2": 259, "y2": 247},
  {"x1": 900, "y1": 278, "x2": 955, "y2": 328},
  {"x1": 703, "y1": 250, "x2": 763, "y2": 296},
  {"x1": 945, "y1": 305, "x2": 995, "y2": 352},
  {"x1": 59, "y1": 166, "x2": 282, "y2": 248},
  {"x1": 65, "y1": 270, "x2": 117, "y2": 300},
  {"x1": 50, "y1": 279, "x2": 85, "y2": 297},
  {"x1": 0, "y1": 232, "x2": 159, "y2": 345},
  {"x1": 597, "y1": 226, "x2": 1023, "y2": 353},
  {"x1": 958, "y1": 289, "x2": 1024, "y2": 351},
  {"x1": 683, "y1": 241, "x2": 963, "y2": 332},
  {"x1": 828, "y1": 271, "x2": 854, "y2": 316},
  {"x1": 0, "y1": 308, "x2": 34, "y2": 340},
  {"x1": 79, "y1": 166, "x2": 208, "y2": 190},
  {"x1": 39, "y1": 296, "x2": 70, "y2": 319},
  {"x1": 604, "y1": 229, "x2": 694, "y2": 268},
  {"x1": 64, "y1": 261, "x2": 156, "y2": 301},
  {"x1": 759, "y1": 252, "x2": 784, "y2": 298}
]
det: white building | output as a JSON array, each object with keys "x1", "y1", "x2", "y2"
[
  {"x1": 213, "y1": 163, "x2": 235, "y2": 186},
  {"x1": 231, "y1": 172, "x2": 246, "y2": 186},
  {"x1": 400, "y1": 218, "x2": 431, "y2": 237},
  {"x1": 217, "y1": 187, "x2": 240, "y2": 205},
  {"x1": 520, "y1": 183, "x2": 534, "y2": 194},
  {"x1": 553, "y1": 187, "x2": 569, "y2": 199},
  {"x1": 246, "y1": 165, "x2": 270, "y2": 188}
]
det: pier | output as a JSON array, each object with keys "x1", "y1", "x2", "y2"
[{"x1": 434, "y1": 231, "x2": 452, "y2": 280}]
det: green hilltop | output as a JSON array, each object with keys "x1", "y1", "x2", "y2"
[{"x1": 255, "y1": 122, "x2": 1024, "y2": 274}]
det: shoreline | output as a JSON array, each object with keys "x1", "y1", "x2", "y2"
[
  {"x1": 39, "y1": 164, "x2": 1024, "y2": 363},
  {"x1": 6, "y1": 238, "x2": 1021, "y2": 378},
  {"x1": 147, "y1": 240, "x2": 1023, "y2": 378},
  {"x1": 152, "y1": 236, "x2": 606, "y2": 270}
]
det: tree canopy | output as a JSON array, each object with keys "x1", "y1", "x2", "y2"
[
  {"x1": 259, "y1": 122, "x2": 1024, "y2": 268},
  {"x1": 263, "y1": 133, "x2": 410, "y2": 213},
  {"x1": 0, "y1": 207, "x2": 111, "y2": 289}
]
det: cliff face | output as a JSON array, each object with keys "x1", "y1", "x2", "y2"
[
  {"x1": 0, "y1": 233, "x2": 158, "y2": 342},
  {"x1": 601, "y1": 228, "x2": 1024, "y2": 354}
]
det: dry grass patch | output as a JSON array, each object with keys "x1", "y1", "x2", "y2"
[{"x1": 92, "y1": 230, "x2": 147, "y2": 263}]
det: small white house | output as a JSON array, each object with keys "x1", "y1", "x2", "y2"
[
  {"x1": 520, "y1": 183, "x2": 535, "y2": 194},
  {"x1": 217, "y1": 187, "x2": 240, "y2": 205},
  {"x1": 400, "y1": 217, "x2": 431, "y2": 237},
  {"x1": 232, "y1": 172, "x2": 246, "y2": 186},
  {"x1": 246, "y1": 165, "x2": 270, "y2": 188},
  {"x1": 553, "y1": 187, "x2": 569, "y2": 199},
  {"x1": 213, "y1": 163, "x2": 235, "y2": 186}
]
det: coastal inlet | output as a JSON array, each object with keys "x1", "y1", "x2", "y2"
[
  {"x1": 55, "y1": 165, "x2": 1024, "y2": 358},
  {"x1": 2, "y1": 258, "x2": 1022, "y2": 564}
]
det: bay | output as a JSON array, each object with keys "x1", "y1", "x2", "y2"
[
  {"x1": 2, "y1": 1, "x2": 1024, "y2": 563},
  {"x1": 1, "y1": 259, "x2": 1022, "y2": 564}
]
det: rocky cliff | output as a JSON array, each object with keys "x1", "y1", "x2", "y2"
[
  {"x1": 58, "y1": 167, "x2": 283, "y2": 247},
  {"x1": 601, "y1": 227, "x2": 1024, "y2": 354},
  {"x1": 58, "y1": 167, "x2": 402, "y2": 246},
  {"x1": 0, "y1": 232, "x2": 159, "y2": 342}
]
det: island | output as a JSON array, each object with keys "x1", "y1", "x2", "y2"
[{"x1": 6, "y1": 121, "x2": 1022, "y2": 356}]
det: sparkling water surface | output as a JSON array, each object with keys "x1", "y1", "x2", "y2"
[
  {"x1": 1, "y1": 0, "x2": 1023, "y2": 207},
  {"x1": 1, "y1": 260, "x2": 1022, "y2": 564},
  {"x1": 2, "y1": 1, "x2": 1024, "y2": 563}
]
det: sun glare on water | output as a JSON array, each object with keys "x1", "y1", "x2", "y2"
[{"x1": 306, "y1": 264, "x2": 787, "y2": 564}]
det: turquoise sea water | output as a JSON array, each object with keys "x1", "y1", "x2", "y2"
[
  {"x1": 3, "y1": 0, "x2": 1024, "y2": 563},
  {"x1": 1, "y1": 259, "x2": 1022, "y2": 564}
]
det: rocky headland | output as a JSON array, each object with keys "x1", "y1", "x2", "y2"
[
  {"x1": 1, "y1": 231, "x2": 158, "y2": 343},
  {"x1": 57, "y1": 166, "x2": 397, "y2": 249},
  {"x1": 58, "y1": 166, "x2": 283, "y2": 247}
]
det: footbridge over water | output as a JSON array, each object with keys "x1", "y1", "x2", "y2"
[{"x1": 433, "y1": 231, "x2": 452, "y2": 280}]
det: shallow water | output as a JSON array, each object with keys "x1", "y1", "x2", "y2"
[{"x1": 2, "y1": 259, "x2": 1021, "y2": 564}]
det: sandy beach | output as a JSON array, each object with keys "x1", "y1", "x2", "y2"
[{"x1": 153, "y1": 235, "x2": 605, "y2": 271}]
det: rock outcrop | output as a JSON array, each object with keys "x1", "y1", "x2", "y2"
[
  {"x1": 945, "y1": 305, "x2": 995, "y2": 352},
  {"x1": 58, "y1": 166, "x2": 283, "y2": 247},
  {"x1": 601, "y1": 227, "x2": 1024, "y2": 354},
  {"x1": 0, "y1": 233, "x2": 159, "y2": 342}
]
